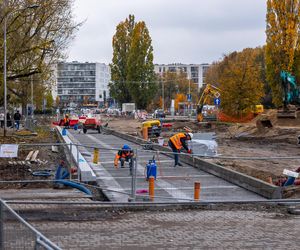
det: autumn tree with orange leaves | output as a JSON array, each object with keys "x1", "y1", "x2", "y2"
[{"x1": 205, "y1": 48, "x2": 265, "y2": 116}]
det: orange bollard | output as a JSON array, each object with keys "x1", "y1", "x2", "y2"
[
  {"x1": 142, "y1": 127, "x2": 148, "y2": 140},
  {"x1": 93, "y1": 148, "x2": 99, "y2": 164},
  {"x1": 149, "y1": 176, "x2": 155, "y2": 201},
  {"x1": 194, "y1": 182, "x2": 200, "y2": 201}
]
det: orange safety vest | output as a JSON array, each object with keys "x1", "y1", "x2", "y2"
[
  {"x1": 114, "y1": 150, "x2": 133, "y2": 166},
  {"x1": 170, "y1": 133, "x2": 186, "y2": 150}
]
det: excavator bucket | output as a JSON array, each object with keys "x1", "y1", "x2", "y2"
[
  {"x1": 277, "y1": 110, "x2": 297, "y2": 119},
  {"x1": 256, "y1": 114, "x2": 273, "y2": 128},
  {"x1": 256, "y1": 119, "x2": 273, "y2": 128}
]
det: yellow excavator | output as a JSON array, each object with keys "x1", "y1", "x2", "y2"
[
  {"x1": 196, "y1": 84, "x2": 264, "y2": 122},
  {"x1": 196, "y1": 84, "x2": 221, "y2": 122}
]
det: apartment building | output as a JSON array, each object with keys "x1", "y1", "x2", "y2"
[
  {"x1": 154, "y1": 63, "x2": 210, "y2": 89},
  {"x1": 56, "y1": 61, "x2": 110, "y2": 107}
]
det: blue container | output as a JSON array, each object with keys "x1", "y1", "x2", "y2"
[
  {"x1": 74, "y1": 124, "x2": 78, "y2": 130},
  {"x1": 146, "y1": 160, "x2": 157, "y2": 180},
  {"x1": 62, "y1": 128, "x2": 67, "y2": 136}
]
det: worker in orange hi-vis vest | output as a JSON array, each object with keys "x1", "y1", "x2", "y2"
[
  {"x1": 168, "y1": 132, "x2": 193, "y2": 167},
  {"x1": 114, "y1": 144, "x2": 134, "y2": 175}
]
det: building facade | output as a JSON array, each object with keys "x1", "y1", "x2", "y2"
[
  {"x1": 56, "y1": 61, "x2": 110, "y2": 107},
  {"x1": 154, "y1": 63, "x2": 210, "y2": 89}
]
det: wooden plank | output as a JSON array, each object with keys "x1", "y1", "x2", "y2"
[
  {"x1": 25, "y1": 151, "x2": 34, "y2": 161},
  {"x1": 30, "y1": 150, "x2": 39, "y2": 162}
]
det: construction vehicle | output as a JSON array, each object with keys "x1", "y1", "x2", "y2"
[
  {"x1": 82, "y1": 117, "x2": 102, "y2": 134},
  {"x1": 196, "y1": 84, "x2": 264, "y2": 123},
  {"x1": 196, "y1": 84, "x2": 221, "y2": 122},
  {"x1": 278, "y1": 70, "x2": 300, "y2": 118},
  {"x1": 141, "y1": 120, "x2": 162, "y2": 137}
]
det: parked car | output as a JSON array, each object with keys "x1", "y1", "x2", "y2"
[
  {"x1": 153, "y1": 109, "x2": 166, "y2": 118},
  {"x1": 83, "y1": 117, "x2": 102, "y2": 134}
]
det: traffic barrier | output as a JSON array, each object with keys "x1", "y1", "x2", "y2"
[
  {"x1": 194, "y1": 182, "x2": 200, "y2": 201},
  {"x1": 149, "y1": 176, "x2": 155, "y2": 201},
  {"x1": 93, "y1": 148, "x2": 99, "y2": 164},
  {"x1": 142, "y1": 127, "x2": 148, "y2": 140}
]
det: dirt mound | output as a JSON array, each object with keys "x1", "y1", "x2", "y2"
[{"x1": 253, "y1": 109, "x2": 300, "y2": 128}]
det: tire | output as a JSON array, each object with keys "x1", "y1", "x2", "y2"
[
  {"x1": 83, "y1": 128, "x2": 87, "y2": 134},
  {"x1": 97, "y1": 126, "x2": 101, "y2": 133}
]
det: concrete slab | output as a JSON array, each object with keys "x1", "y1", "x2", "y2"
[
  {"x1": 57, "y1": 126, "x2": 96, "y2": 182},
  {"x1": 68, "y1": 130, "x2": 265, "y2": 202}
]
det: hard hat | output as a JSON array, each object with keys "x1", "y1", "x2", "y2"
[
  {"x1": 122, "y1": 144, "x2": 130, "y2": 150},
  {"x1": 187, "y1": 132, "x2": 193, "y2": 140}
]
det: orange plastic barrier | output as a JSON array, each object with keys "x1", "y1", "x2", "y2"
[
  {"x1": 194, "y1": 182, "x2": 200, "y2": 201},
  {"x1": 149, "y1": 176, "x2": 155, "y2": 201},
  {"x1": 218, "y1": 112, "x2": 255, "y2": 123}
]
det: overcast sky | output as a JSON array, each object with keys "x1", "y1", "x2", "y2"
[{"x1": 67, "y1": 0, "x2": 266, "y2": 65}]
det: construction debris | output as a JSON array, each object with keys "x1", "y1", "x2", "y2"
[
  {"x1": 30, "y1": 150, "x2": 39, "y2": 162},
  {"x1": 51, "y1": 146, "x2": 59, "y2": 153}
]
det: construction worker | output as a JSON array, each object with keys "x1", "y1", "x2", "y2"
[
  {"x1": 168, "y1": 132, "x2": 193, "y2": 167},
  {"x1": 114, "y1": 144, "x2": 134, "y2": 175},
  {"x1": 63, "y1": 114, "x2": 70, "y2": 128}
]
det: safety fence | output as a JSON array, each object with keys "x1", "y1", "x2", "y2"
[
  {"x1": 0, "y1": 199, "x2": 61, "y2": 250},
  {"x1": 24, "y1": 117, "x2": 37, "y2": 132},
  {"x1": 3, "y1": 141, "x2": 300, "y2": 202}
]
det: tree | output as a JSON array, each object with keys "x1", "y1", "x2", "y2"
[
  {"x1": 266, "y1": 0, "x2": 300, "y2": 106},
  {"x1": 0, "y1": 0, "x2": 80, "y2": 109},
  {"x1": 205, "y1": 48, "x2": 265, "y2": 116},
  {"x1": 155, "y1": 71, "x2": 198, "y2": 110},
  {"x1": 127, "y1": 21, "x2": 156, "y2": 109},
  {"x1": 110, "y1": 15, "x2": 156, "y2": 109},
  {"x1": 109, "y1": 15, "x2": 135, "y2": 104}
]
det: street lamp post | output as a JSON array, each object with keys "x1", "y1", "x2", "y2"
[
  {"x1": 162, "y1": 79, "x2": 164, "y2": 111},
  {"x1": 3, "y1": 3, "x2": 39, "y2": 136},
  {"x1": 188, "y1": 71, "x2": 191, "y2": 116},
  {"x1": 3, "y1": 15, "x2": 7, "y2": 136},
  {"x1": 31, "y1": 75, "x2": 34, "y2": 119}
]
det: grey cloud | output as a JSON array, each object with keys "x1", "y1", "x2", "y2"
[{"x1": 68, "y1": 0, "x2": 266, "y2": 64}]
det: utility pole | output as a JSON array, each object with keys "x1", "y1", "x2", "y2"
[
  {"x1": 3, "y1": 2, "x2": 7, "y2": 136},
  {"x1": 162, "y1": 78, "x2": 164, "y2": 111},
  {"x1": 31, "y1": 75, "x2": 34, "y2": 118},
  {"x1": 2, "y1": 3, "x2": 39, "y2": 136},
  {"x1": 188, "y1": 70, "x2": 191, "y2": 116}
]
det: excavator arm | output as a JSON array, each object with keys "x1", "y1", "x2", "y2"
[
  {"x1": 197, "y1": 84, "x2": 221, "y2": 122},
  {"x1": 278, "y1": 70, "x2": 300, "y2": 118}
]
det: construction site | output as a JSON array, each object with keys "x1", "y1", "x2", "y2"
[{"x1": 1, "y1": 109, "x2": 300, "y2": 249}]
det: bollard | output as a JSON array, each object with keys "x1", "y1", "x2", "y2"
[
  {"x1": 149, "y1": 176, "x2": 155, "y2": 201},
  {"x1": 194, "y1": 182, "x2": 200, "y2": 201},
  {"x1": 93, "y1": 148, "x2": 99, "y2": 164},
  {"x1": 142, "y1": 127, "x2": 148, "y2": 140},
  {"x1": 62, "y1": 127, "x2": 67, "y2": 136}
]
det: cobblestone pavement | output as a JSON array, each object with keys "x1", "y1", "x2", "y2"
[{"x1": 26, "y1": 209, "x2": 300, "y2": 250}]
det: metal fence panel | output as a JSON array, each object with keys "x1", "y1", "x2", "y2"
[{"x1": 0, "y1": 200, "x2": 61, "y2": 250}]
